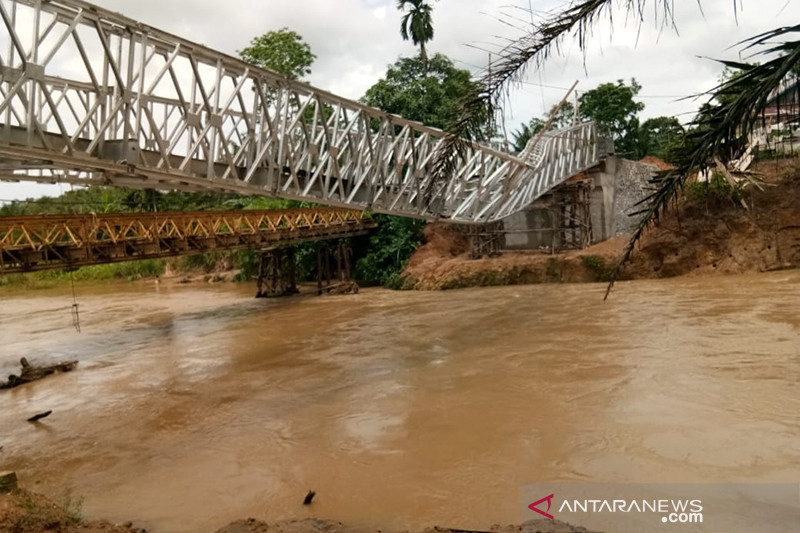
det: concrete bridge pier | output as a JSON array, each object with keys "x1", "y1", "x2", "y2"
[
  {"x1": 493, "y1": 155, "x2": 658, "y2": 254},
  {"x1": 589, "y1": 156, "x2": 618, "y2": 244}
]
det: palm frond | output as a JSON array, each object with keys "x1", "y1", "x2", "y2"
[
  {"x1": 605, "y1": 29, "x2": 800, "y2": 297},
  {"x1": 400, "y1": 12, "x2": 411, "y2": 42},
  {"x1": 424, "y1": 0, "x2": 797, "y2": 297},
  {"x1": 428, "y1": 0, "x2": 676, "y2": 208}
]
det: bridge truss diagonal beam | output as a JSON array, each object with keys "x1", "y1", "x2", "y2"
[
  {"x1": 0, "y1": 0, "x2": 604, "y2": 224},
  {"x1": 0, "y1": 207, "x2": 375, "y2": 273}
]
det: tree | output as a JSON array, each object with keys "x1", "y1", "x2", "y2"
[
  {"x1": 362, "y1": 54, "x2": 480, "y2": 130},
  {"x1": 429, "y1": 0, "x2": 800, "y2": 291},
  {"x1": 238, "y1": 28, "x2": 315, "y2": 80},
  {"x1": 513, "y1": 102, "x2": 577, "y2": 153},
  {"x1": 550, "y1": 101, "x2": 577, "y2": 130},
  {"x1": 397, "y1": 0, "x2": 435, "y2": 64},
  {"x1": 512, "y1": 118, "x2": 545, "y2": 153},
  {"x1": 637, "y1": 116, "x2": 685, "y2": 160},
  {"x1": 578, "y1": 79, "x2": 644, "y2": 156},
  {"x1": 357, "y1": 53, "x2": 480, "y2": 287},
  {"x1": 355, "y1": 215, "x2": 426, "y2": 287}
]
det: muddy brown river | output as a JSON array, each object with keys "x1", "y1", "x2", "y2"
[{"x1": 1, "y1": 272, "x2": 800, "y2": 532}]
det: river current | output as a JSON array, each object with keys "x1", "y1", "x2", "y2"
[{"x1": 1, "y1": 272, "x2": 799, "y2": 531}]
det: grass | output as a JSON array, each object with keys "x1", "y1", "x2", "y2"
[
  {"x1": 545, "y1": 258, "x2": 561, "y2": 282},
  {"x1": 0, "y1": 260, "x2": 166, "y2": 289},
  {"x1": 580, "y1": 255, "x2": 614, "y2": 282},
  {"x1": 684, "y1": 173, "x2": 743, "y2": 206},
  {"x1": 56, "y1": 489, "x2": 85, "y2": 524},
  {"x1": 15, "y1": 488, "x2": 84, "y2": 529}
]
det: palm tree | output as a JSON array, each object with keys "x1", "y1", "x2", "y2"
[{"x1": 396, "y1": 0, "x2": 434, "y2": 63}]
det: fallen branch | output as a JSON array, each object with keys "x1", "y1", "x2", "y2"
[{"x1": 1, "y1": 357, "x2": 78, "y2": 390}]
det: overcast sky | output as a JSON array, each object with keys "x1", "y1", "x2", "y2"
[{"x1": 2, "y1": 0, "x2": 798, "y2": 201}]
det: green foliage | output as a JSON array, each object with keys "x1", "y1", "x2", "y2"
[
  {"x1": 545, "y1": 258, "x2": 561, "y2": 282},
  {"x1": 57, "y1": 489, "x2": 85, "y2": 524},
  {"x1": 355, "y1": 215, "x2": 425, "y2": 286},
  {"x1": 383, "y1": 271, "x2": 409, "y2": 290},
  {"x1": 0, "y1": 260, "x2": 166, "y2": 289},
  {"x1": 549, "y1": 101, "x2": 577, "y2": 130},
  {"x1": 231, "y1": 250, "x2": 261, "y2": 281},
  {"x1": 512, "y1": 118, "x2": 545, "y2": 153},
  {"x1": 0, "y1": 186, "x2": 301, "y2": 286},
  {"x1": 513, "y1": 102, "x2": 577, "y2": 153},
  {"x1": 578, "y1": 78, "x2": 645, "y2": 156},
  {"x1": 580, "y1": 255, "x2": 613, "y2": 282},
  {"x1": 397, "y1": 0, "x2": 436, "y2": 63},
  {"x1": 638, "y1": 116, "x2": 685, "y2": 160},
  {"x1": 0, "y1": 187, "x2": 258, "y2": 216},
  {"x1": 515, "y1": 81, "x2": 682, "y2": 160},
  {"x1": 362, "y1": 54, "x2": 479, "y2": 130},
  {"x1": 238, "y1": 28, "x2": 316, "y2": 80},
  {"x1": 684, "y1": 173, "x2": 743, "y2": 206},
  {"x1": 172, "y1": 253, "x2": 230, "y2": 273},
  {"x1": 715, "y1": 65, "x2": 755, "y2": 107}
]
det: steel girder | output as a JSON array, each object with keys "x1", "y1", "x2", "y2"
[
  {"x1": 0, "y1": 207, "x2": 375, "y2": 273},
  {"x1": 0, "y1": 0, "x2": 603, "y2": 223}
]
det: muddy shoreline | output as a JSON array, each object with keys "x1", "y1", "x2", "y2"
[
  {"x1": 4, "y1": 160, "x2": 798, "y2": 295},
  {"x1": 0, "y1": 486, "x2": 591, "y2": 533},
  {"x1": 400, "y1": 158, "x2": 800, "y2": 290}
]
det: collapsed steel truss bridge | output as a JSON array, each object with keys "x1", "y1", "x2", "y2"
[
  {"x1": 0, "y1": 0, "x2": 605, "y2": 224},
  {"x1": 0, "y1": 207, "x2": 375, "y2": 273}
]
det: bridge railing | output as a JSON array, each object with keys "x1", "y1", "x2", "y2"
[
  {"x1": 0, "y1": 0, "x2": 604, "y2": 223},
  {"x1": 0, "y1": 207, "x2": 375, "y2": 273}
]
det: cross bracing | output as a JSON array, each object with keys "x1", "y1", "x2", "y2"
[{"x1": 0, "y1": 0, "x2": 605, "y2": 223}]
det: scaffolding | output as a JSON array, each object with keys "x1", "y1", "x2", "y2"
[{"x1": 462, "y1": 179, "x2": 594, "y2": 257}]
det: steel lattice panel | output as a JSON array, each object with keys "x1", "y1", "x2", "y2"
[{"x1": 0, "y1": 0, "x2": 603, "y2": 223}]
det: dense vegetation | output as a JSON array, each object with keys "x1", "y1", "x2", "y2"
[
  {"x1": 0, "y1": 189, "x2": 298, "y2": 287},
  {"x1": 512, "y1": 78, "x2": 685, "y2": 161}
]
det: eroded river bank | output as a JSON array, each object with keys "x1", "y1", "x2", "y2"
[{"x1": 2, "y1": 273, "x2": 800, "y2": 532}]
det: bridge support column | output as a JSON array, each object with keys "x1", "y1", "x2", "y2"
[
  {"x1": 255, "y1": 248, "x2": 298, "y2": 298},
  {"x1": 317, "y1": 242, "x2": 359, "y2": 295},
  {"x1": 589, "y1": 157, "x2": 617, "y2": 243}
]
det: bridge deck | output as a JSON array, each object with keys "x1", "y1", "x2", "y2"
[{"x1": 0, "y1": 207, "x2": 375, "y2": 274}]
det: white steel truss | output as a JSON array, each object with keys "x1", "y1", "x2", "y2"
[{"x1": 0, "y1": 0, "x2": 605, "y2": 223}]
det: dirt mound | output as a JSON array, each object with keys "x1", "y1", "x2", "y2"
[
  {"x1": 627, "y1": 157, "x2": 800, "y2": 278},
  {"x1": 215, "y1": 518, "x2": 371, "y2": 533},
  {"x1": 0, "y1": 489, "x2": 143, "y2": 533},
  {"x1": 401, "y1": 158, "x2": 800, "y2": 290},
  {"x1": 215, "y1": 518, "x2": 592, "y2": 533},
  {"x1": 638, "y1": 156, "x2": 675, "y2": 171},
  {"x1": 406, "y1": 223, "x2": 471, "y2": 269}
]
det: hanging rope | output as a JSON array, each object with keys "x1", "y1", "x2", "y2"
[{"x1": 69, "y1": 271, "x2": 81, "y2": 333}]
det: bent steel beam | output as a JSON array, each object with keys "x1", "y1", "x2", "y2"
[
  {"x1": 0, "y1": 0, "x2": 603, "y2": 223},
  {"x1": 0, "y1": 207, "x2": 375, "y2": 273}
]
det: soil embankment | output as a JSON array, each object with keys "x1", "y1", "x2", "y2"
[
  {"x1": 0, "y1": 489, "x2": 144, "y2": 532},
  {"x1": 216, "y1": 518, "x2": 591, "y2": 533},
  {"x1": 401, "y1": 158, "x2": 800, "y2": 290},
  {"x1": 1, "y1": 488, "x2": 590, "y2": 533}
]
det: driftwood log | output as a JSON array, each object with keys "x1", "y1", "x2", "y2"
[
  {"x1": 1, "y1": 357, "x2": 78, "y2": 389},
  {"x1": 27, "y1": 410, "x2": 53, "y2": 423}
]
